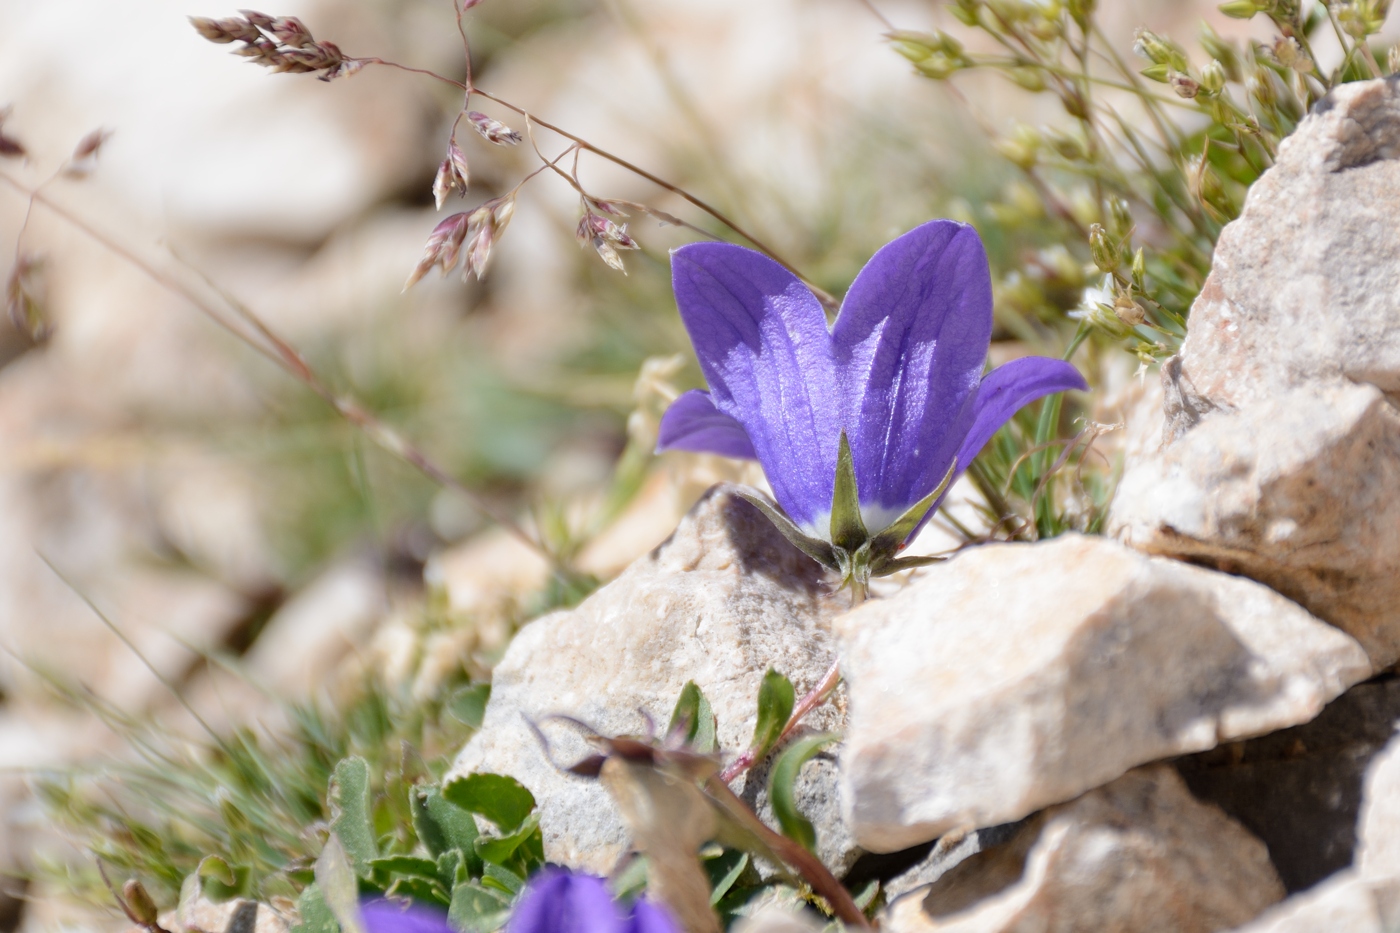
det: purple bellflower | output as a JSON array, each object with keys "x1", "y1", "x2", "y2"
[
  {"x1": 507, "y1": 869, "x2": 678, "y2": 933},
  {"x1": 656, "y1": 220, "x2": 1087, "y2": 587},
  {"x1": 357, "y1": 871, "x2": 676, "y2": 933}
]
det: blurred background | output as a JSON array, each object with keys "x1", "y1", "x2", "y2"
[{"x1": 0, "y1": 0, "x2": 1378, "y2": 930}]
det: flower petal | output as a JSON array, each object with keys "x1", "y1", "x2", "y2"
[
  {"x1": 360, "y1": 901, "x2": 451, "y2": 933},
  {"x1": 508, "y1": 870, "x2": 624, "y2": 933},
  {"x1": 656, "y1": 389, "x2": 756, "y2": 459},
  {"x1": 831, "y1": 221, "x2": 992, "y2": 527},
  {"x1": 954, "y1": 355, "x2": 1088, "y2": 473},
  {"x1": 626, "y1": 901, "x2": 680, "y2": 933},
  {"x1": 671, "y1": 243, "x2": 840, "y2": 529}
]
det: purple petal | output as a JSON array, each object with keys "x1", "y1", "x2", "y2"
[
  {"x1": 671, "y1": 243, "x2": 840, "y2": 529},
  {"x1": 831, "y1": 221, "x2": 992, "y2": 525},
  {"x1": 360, "y1": 900, "x2": 451, "y2": 933},
  {"x1": 656, "y1": 389, "x2": 757, "y2": 459},
  {"x1": 625, "y1": 901, "x2": 680, "y2": 933},
  {"x1": 955, "y1": 356, "x2": 1088, "y2": 474},
  {"x1": 508, "y1": 870, "x2": 624, "y2": 933}
]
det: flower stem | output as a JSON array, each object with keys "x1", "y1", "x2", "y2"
[{"x1": 718, "y1": 659, "x2": 842, "y2": 784}]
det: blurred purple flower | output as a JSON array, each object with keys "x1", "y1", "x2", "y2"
[
  {"x1": 657, "y1": 220, "x2": 1086, "y2": 578},
  {"x1": 507, "y1": 869, "x2": 678, "y2": 933},
  {"x1": 360, "y1": 899, "x2": 454, "y2": 933}
]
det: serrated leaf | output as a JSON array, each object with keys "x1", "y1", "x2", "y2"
[
  {"x1": 447, "y1": 684, "x2": 492, "y2": 729},
  {"x1": 443, "y1": 773, "x2": 535, "y2": 833},
  {"x1": 474, "y1": 812, "x2": 541, "y2": 866},
  {"x1": 330, "y1": 757, "x2": 377, "y2": 873},
  {"x1": 767, "y1": 733, "x2": 840, "y2": 853},
  {"x1": 291, "y1": 884, "x2": 340, "y2": 933},
  {"x1": 668, "y1": 681, "x2": 717, "y2": 753},
  {"x1": 829, "y1": 431, "x2": 867, "y2": 552},
  {"x1": 728, "y1": 486, "x2": 838, "y2": 570},
  {"x1": 751, "y1": 669, "x2": 795, "y2": 759},
  {"x1": 448, "y1": 881, "x2": 512, "y2": 933},
  {"x1": 413, "y1": 785, "x2": 481, "y2": 873}
]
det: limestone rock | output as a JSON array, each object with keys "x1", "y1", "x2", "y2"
[
  {"x1": 1110, "y1": 78, "x2": 1400, "y2": 669},
  {"x1": 448, "y1": 486, "x2": 851, "y2": 874},
  {"x1": 884, "y1": 766, "x2": 1284, "y2": 933},
  {"x1": 1112, "y1": 381, "x2": 1400, "y2": 668},
  {"x1": 1226, "y1": 723, "x2": 1400, "y2": 932},
  {"x1": 1177, "y1": 677, "x2": 1400, "y2": 892},
  {"x1": 837, "y1": 533, "x2": 1370, "y2": 852},
  {"x1": 1168, "y1": 79, "x2": 1400, "y2": 411}
]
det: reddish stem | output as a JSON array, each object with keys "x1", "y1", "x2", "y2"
[{"x1": 719, "y1": 659, "x2": 842, "y2": 784}]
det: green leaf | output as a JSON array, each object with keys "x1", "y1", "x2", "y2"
[
  {"x1": 314, "y1": 835, "x2": 366, "y2": 933},
  {"x1": 705, "y1": 851, "x2": 749, "y2": 906},
  {"x1": 386, "y1": 875, "x2": 450, "y2": 907},
  {"x1": 447, "y1": 684, "x2": 492, "y2": 729},
  {"x1": 668, "y1": 681, "x2": 717, "y2": 753},
  {"x1": 475, "y1": 812, "x2": 541, "y2": 866},
  {"x1": 291, "y1": 885, "x2": 340, "y2": 933},
  {"x1": 728, "y1": 486, "x2": 837, "y2": 570},
  {"x1": 330, "y1": 757, "x2": 377, "y2": 874},
  {"x1": 443, "y1": 773, "x2": 535, "y2": 834},
  {"x1": 751, "y1": 669, "x2": 795, "y2": 759},
  {"x1": 829, "y1": 430, "x2": 868, "y2": 552},
  {"x1": 438, "y1": 849, "x2": 467, "y2": 889},
  {"x1": 610, "y1": 855, "x2": 649, "y2": 901},
  {"x1": 413, "y1": 785, "x2": 482, "y2": 872},
  {"x1": 481, "y1": 862, "x2": 525, "y2": 896},
  {"x1": 868, "y1": 457, "x2": 956, "y2": 562},
  {"x1": 369, "y1": 855, "x2": 440, "y2": 884},
  {"x1": 767, "y1": 733, "x2": 840, "y2": 853},
  {"x1": 448, "y1": 881, "x2": 512, "y2": 933}
]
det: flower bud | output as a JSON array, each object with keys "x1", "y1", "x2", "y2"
[
  {"x1": 467, "y1": 111, "x2": 522, "y2": 146},
  {"x1": 1140, "y1": 63, "x2": 1172, "y2": 83},
  {"x1": 1170, "y1": 72, "x2": 1200, "y2": 99},
  {"x1": 1088, "y1": 223, "x2": 1116, "y2": 273},
  {"x1": 122, "y1": 881, "x2": 160, "y2": 928},
  {"x1": 913, "y1": 54, "x2": 961, "y2": 79},
  {"x1": 1106, "y1": 196, "x2": 1133, "y2": 238},
  {"x1": 1199, "y1": 59, "x2": 1226, "y2": 95},
  {"x1": 1132, "y1": 28, "x2": 1181, "y2": 67},
  {"x1": 1114, "y1": 293, "x2": 1147, "y2": 327},
  {"x1": 887, "y1": 30, "x2": 962, "y2": 62},
  {"x1": 1218, "y1": 0, "x2": 1264, "y2": 18},
  {"x1": 1008, "y1": 66, "x2": 1047, "y2": 91},
  {"x1": 951, "y1": 0, "x2": 980, "y2": 26},
  {"x1": 1065, "y1": 0, "x2": 1095, "y2": 27},
  {"x1": 1045, "y1": 126, "x2": 1087, "y2": 161},
  {"x1": 994, "y1": 124, "x2": 1041, "y2": 170},
  {"x1": 1131, "y1": 247, "x2": 1146, "y2": 288},
  {"x1": 1248, "y1": 67, "x2": 1278, "y2": 109},
  {"x1": 1199, "y1": 24, "x2": 1242, "y2": 82}
]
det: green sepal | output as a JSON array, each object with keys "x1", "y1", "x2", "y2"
[
  {"x1": 871, "y1": 554, "x2": 948, "y2": 576},
  {"x1": 829, "y1": 431, "x2": 867, "y2": 552},
  {"x1": 728, "y1": 486, "x2": 837, "y2": 570},
  {"x1": 867, "y1": 457, "x2": 957, "y2": 562}
]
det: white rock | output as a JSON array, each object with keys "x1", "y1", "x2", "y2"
[
  {"x1": 1357, "y1": 727, "x2": 1400, "y2": 882},
  {"x1": 885, "y1": 765, "x2": 1284, "y2": 933},
  {"x1": 448, "y1": 486, "x2": 850, "y2": 874},
  {"x1": 837, "y1": 533, "x2": 1370, "y2": 852},
  {"x1": 1110, "y1": 78, "x2": 1400, "y2": 669}
]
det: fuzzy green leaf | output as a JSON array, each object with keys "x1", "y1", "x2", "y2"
[
  {"x1": 437, "y1": 850, "x2": 466, "y2": 890},
  {"x1": 706, "y1": 851, "x2": 749, "y2": 906},
  {"x1": 668, "y1": 681, "x2": 718, "y2": 753},
  {"x1": 413, "y1": 785, "x2": 482, "y2": 871},
  {"x1": 751, "y1": 669, "x2": 795, "y2": 759},
  {"x1": 447, "y1": 684, "x2": 492, "y2": 729},
  {"x1": 481, "y1": 862, "x2": 525, "y2": 896},
  {"x1": 370, "y1": 855, "x2": 441, "y2": 886},
  {"x1": 448, "y1": 881, "x2": 512, "y2": 933},
  {"x1": 767, "y1": 733, "x2": 840, "y2": 853},
  {"x1": 329, "y1": 757, "x2": 377, "y2": 874},
  {"x1": 829, "y1": 431, "x2": 868, "y2": 552},
  {"x1": 475, "y1": 812, "x2": 542, "y2": 866},
  {"x1": 291, "y1": 885, "x2": 340, "y2": 933},
  {"x1": 443, "y1": 773, "x2": 535, "y2": 834},
  {"x1": 314, "y1": 835, "x2": 366, "y2": 933},
  {"x1": 728, "y1": 487, "x2": 837, "y2": 570}
]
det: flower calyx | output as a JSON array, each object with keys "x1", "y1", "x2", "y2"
[{"x1": 730, "y1": 430, "x2": 956, "y2": 594}]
